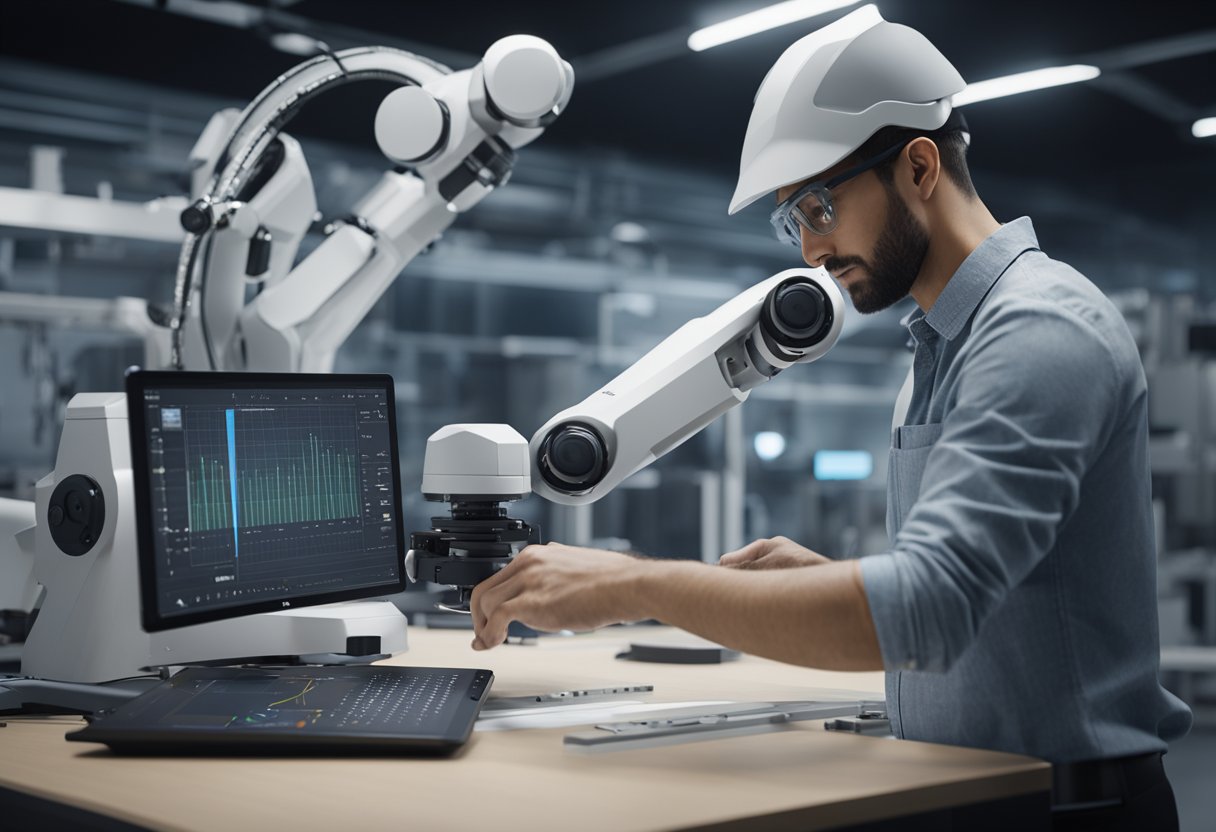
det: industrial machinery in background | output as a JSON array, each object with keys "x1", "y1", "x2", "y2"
[
  {"x1": 0, "y1": 34, "x2": 576, "y2": 684},
  {"x1": 1111, "y1": 291, "x2": 1216, "y2": 714},
  {"x1": 1140, "y1": 298, "x2": 1216, "y2": 637}
]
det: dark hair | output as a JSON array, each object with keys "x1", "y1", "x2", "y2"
[{"x1": 850, "y1": 123, "x2": 976, "y2": 198}]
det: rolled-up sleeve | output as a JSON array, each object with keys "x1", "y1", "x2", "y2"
[{"x1": 862, "y1": 299, "x2": 1122, "y2": 672}]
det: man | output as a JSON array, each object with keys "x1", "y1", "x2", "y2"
[{"x1": 469, "y1": 9, "x2": 1191, "y2": 829}]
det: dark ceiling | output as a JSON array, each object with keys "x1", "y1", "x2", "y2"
[{"x1": 3, "y1": 0, "x2": 1216, "y2": 226}]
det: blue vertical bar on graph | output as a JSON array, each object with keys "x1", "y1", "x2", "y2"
[{"x1": 226, "y1": 408, "x2": 239, "y2": 560}]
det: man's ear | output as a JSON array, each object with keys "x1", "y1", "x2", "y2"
[{"x1": 903, "y1": 137, "x2": 941, "y2": 199}]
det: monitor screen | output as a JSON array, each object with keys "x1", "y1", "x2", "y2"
[{"x1": 127, "y1": 372, "x2": 406, "y2": 632}]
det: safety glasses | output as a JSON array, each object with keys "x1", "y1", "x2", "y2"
[{"x1": 770, "y1": 140, "x2": 911, "y2": 246}]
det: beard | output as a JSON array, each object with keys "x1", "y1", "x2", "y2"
[{"x1": 824, "y1": 185, "x2": 929, "y2": 314}]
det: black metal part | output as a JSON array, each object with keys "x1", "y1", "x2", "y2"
[
  {"x1": 344, "y1": 636, "x2": 382, "y2": 657},
  {"x1": 537, "y1": 422, "x2": 609, "y2": 494},
  {"x1": 410, "y1": 500, "x2": 536, "y2": 612},
  {"x1": 1189, "y1": 322, "x2": 1216, "y2": 354},
  {"x1": 758, "y1": 277, "x2": 834, "y2": 362},
  {"x1": 438, "y1": 137, "x2": 516, "y2": 203},
  {"x1": 0, "y1": 609, "x2": 33, "y2": 646},
  {"x1": 48, "y1": 475, "x2": 105, "y2": 557},
  {"x1": 245, "y1": 226, "x2": 273, "y2": 277},
  {"x1": 179, "y1": 199, "x2": 212, "y2": 234}
]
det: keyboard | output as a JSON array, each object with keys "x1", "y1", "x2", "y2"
[{"x1": 332, "y1": 669, "x2": 464, "y2": 730}]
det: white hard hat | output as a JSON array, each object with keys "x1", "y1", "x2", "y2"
[{"x1": 729, "y1": 6, "x2": 966, "y2": 215}]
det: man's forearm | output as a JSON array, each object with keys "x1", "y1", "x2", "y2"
[{"x1": 631, "y1": 560, "x2": 884, "y2": 671}]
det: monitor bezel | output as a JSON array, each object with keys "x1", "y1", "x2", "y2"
[{"x1": 127, "y1": 371, "x2": 408, "y2": 633}]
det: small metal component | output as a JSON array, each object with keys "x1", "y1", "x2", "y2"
[
  {"x1": 409, "y1": 499, "x2": 536, "y2": 613},
  {"x1": 438, "y1": 137, "x2": 516, "y2": 203},
  {"x1": 245, "y1": 226, "x2": 273, "y2": 277},
  {"x1": 179, "y1": 198, "x2": 214, "y2": 234},
  {"x1": 825, "y1": 705, "x2": 891, "y2": 735}
]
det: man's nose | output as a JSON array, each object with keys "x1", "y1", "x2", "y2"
[{"x1": 799, "y1": 226, "x2": 834, "y2": 268}]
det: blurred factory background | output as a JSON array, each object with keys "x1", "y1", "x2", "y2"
[{"x1": 1, "y1": 0, "x2": 1215, "y2": 820}]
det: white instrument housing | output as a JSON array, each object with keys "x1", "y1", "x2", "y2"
[{"x1": 420, "y1": 424, "x2": 531, "y2": 499}]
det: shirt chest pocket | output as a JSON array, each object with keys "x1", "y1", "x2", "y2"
[{"x1": 886, "y1": 423, "x2": 944, "y2": 539}]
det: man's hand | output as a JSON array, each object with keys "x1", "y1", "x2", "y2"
[
  {"x1": 469, "y1": 543, "x2": 647, "y2": 650},
  {"x1": 718, "y1": 536, "x2": 832, "y2": 570}
]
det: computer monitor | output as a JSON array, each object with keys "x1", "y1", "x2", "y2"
[{"x1": 126, "y1": 372, "x2": 407, "y2": 633}]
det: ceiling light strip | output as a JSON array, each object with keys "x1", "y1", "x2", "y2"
[
  {"x1": 1192, "y1": 117, "x2": 1216, "y2": 138},
  {"x1": 687, "y1": 0, "x2": 863, "y2": 52},
  {"x1": 953, "y1": 64, "x2": 1101, "y2": 106}
]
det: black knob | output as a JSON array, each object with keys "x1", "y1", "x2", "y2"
[
  {"x1": 758, "y1": 278, "x2": 834, "y2": 359},
  {"x1": 65, "y1": 490, "x2": 90, "y2": 523},
  {"x1": 539, "y1": 424, "x2": 608, "y2": 493},
  {"x1": 49, "y1": 505, "x2": 64, "y2": 527},
  {"x1": 552, "y1": 432, "x2": 597, "y2": 477},
  {"x1": 180, "y1": 200, "x2": 213, "y2": 234},
  {"x1": 773, "y1": 283, "x2": 826, "y2": 333}
]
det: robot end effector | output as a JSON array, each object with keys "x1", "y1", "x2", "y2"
[{"x1": 406, "y1": 269, "x2": 844, "y2": 610}]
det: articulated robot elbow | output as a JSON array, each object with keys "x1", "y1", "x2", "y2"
[{"x1": 533, "y1": 269, "x2": 844, "y2": 503}]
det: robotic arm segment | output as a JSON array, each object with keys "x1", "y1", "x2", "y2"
[
  {"x1": 531, "y1": 269, "x2": 843, "y2": 505},
  {"x1": 174, "y1": 38, "x2": 574, "y2": 373},
  {"x1": 172, "y1": 46, "x2": 450, "y2": 369},
  {"x1": 476, "y1": 35, "x2": 574, "y2": 132},
  {"x1": 179, "y1": 133, "x2": 317, "y2": 370}
]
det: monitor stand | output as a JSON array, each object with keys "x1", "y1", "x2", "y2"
[{"x1": 16, "y1": 393, "x2": 408, "y2": 688}]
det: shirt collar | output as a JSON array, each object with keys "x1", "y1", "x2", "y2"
[{"x1": 909, "y1": 217, "x2": 1040, "y2": 341}]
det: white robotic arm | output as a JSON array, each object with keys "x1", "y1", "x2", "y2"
[
  {"x1": 174, "y1": 37, "x2": 573, "y2": 372},
  {"x1": 530, "y1": 268, "x2": 843, "y2": 504},
  {"x1": 407, "y1": 268, "x2": 844, "y2": 610}
]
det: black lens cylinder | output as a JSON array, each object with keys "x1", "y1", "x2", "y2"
[
  {"x1": 758, "y1": 278, "x2": 834, "y2": 360},
  {"x1": 538, "y1": 423, "x2": 608, "y2": 493}
]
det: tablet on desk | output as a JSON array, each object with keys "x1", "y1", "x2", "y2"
[{"x1": 66, "y1": 665, "x2": 492, "y2": 755}]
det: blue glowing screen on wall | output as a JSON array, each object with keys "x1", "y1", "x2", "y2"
[{"x1": 813, "y1": 450, "x2": 873, "y2": 481}]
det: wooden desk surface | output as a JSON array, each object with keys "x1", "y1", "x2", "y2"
[{"x1": 0, "y1": 627, "x2": 1050, "y2": 832}]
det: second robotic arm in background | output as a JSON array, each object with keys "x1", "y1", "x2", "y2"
[{"x1": 174, "y1": 36, "x2": 574, "y2": 373}]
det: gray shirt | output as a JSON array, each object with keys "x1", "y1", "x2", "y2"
[{"x1": 859, "y1": 217, "x2": 1192, "y2": 763}]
